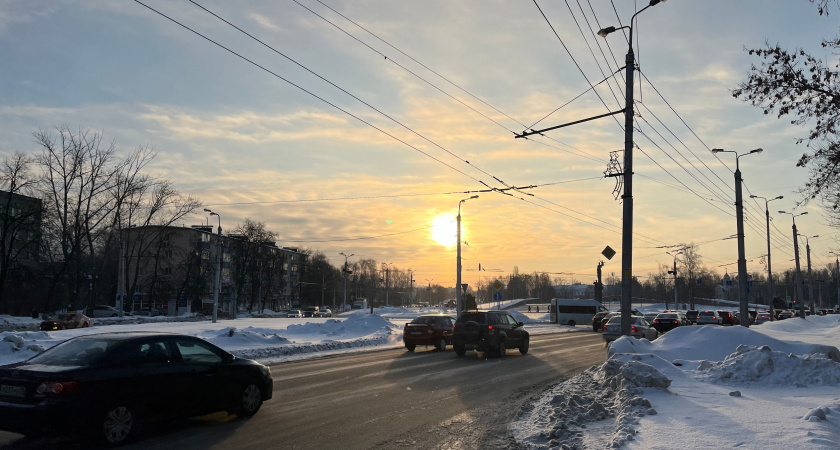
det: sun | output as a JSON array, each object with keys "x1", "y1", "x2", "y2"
[{"x1": 430, "y1": 214, "x2": 457, "y2": 247}]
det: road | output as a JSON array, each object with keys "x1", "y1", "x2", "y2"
[{"x1": 0, "y1": 331, "x2": 607, "y2": 449}]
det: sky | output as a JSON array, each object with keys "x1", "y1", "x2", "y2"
[
  {"x1": 1, "y1": 0, "x2": 840, "y2": 290},
  {"x1": 3, "y1": 305, "x2": 840, "y2": 448}
]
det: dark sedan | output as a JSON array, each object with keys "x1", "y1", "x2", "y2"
[
  {"x1": 0, "y1": 332, "x2": 272, "y2": 445},
  {"x1": 652, "y1": 313, "x2": 684, "y2": 333},
  {"x1": 403, "y1": 314, "x2": 456, "y2": 352}
]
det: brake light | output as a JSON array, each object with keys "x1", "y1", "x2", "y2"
[
  {"x1": 488, "y1": 325, "x2": 495, "y2": 335},
  {"x1": 654, "y1": 320, "x2": 659, "y2": 323},
  {"x1": 603, "y1": 324, "x2": 607, "y2": 332},
  {"x1": 631, "y1": 326, "x2": 637, "y2": 333},
  {"x1": 36, "y1": 381, "x2": 79, "y2": 396}
]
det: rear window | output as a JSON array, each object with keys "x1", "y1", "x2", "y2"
[
  {"x1": 457, "y1": 312, "x2": 486, "y2": 324},
  {"x1": 410, "y1": 316, "x2": 438, "y2": 325},
  {"x1": 699, "y1": 311, "x2": 715, "y2": 316},
  {"x1": 27, "y1": 337, "x2": 120, "y2": 366}
]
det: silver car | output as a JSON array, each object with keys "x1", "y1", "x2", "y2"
[{"x1": 602, "y1": 315, "x2": 658, "y2": 342}]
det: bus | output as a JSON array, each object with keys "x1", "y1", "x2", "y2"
[{"x1": 550, "y1": 298, "x2": 607, "y2": 326}]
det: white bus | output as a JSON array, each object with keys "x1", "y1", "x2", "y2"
[{"x1": 550, "y1": 298, "x2": 607, "y2": 326}]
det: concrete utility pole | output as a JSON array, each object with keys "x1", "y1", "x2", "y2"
[
  {"x1": 751, "y1": 195, "x2": 783, "y2": 319},
  {"x1": 780, "y1": 211, "x2": 807, "y2": 317},
  {"x1": 831, "y1": 252, "x2": 840, "y2": 309},
  {"x1": 204, "y1": 209, "x2": 222, "y2": 323},
  {"x1": 340, "y1": 252, "x2": 353, "y2": 312},
  {"x1": 712, "y1": 148, "x2": 762, "y2": 327},
  {"x1": 803, "y1": 234, "x2": 818, "y2": 314},
  {"x1": 666, "y1": 249, "x2": 684, "y2": 310},
  {"x1": 456, "y1": 195, "x2": 478, "y2": 315}
]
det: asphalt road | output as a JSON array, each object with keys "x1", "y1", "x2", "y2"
[{"x1": 0, "y1": 331, "x2": 607, "y2": 449}]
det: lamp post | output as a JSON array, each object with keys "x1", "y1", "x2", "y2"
[
  {"x1": 340, "y1": 252, "x2": 354, "y2": 312},
  {"x1": 666, "y1": 250, "x2": 683, "y2": 310},
  {"x1": 597, "y1": 0, "x2": 669, "y2": 336},
  {"x1": 800, "y1": 234, "x2": 819, "y2": 314},
  {"x1": 426, "y1": 278, "x2": 433, "y2": 306},
  {"x1": 204, "y1": 208, "x2": 222, "y2": 323},
  {"x1": 456, "y1": 195, "x2": 478, "y2": 315},
  {"x1": 711, "y1": 148, "x2": 762, "y2": 327},
  {"x1": 381, "y1": 262, "x2": 393, "y2": 307},
  {"x1": 750, "y1": 194, "x2": 783, "y2": 319},
  {"x1": 779, "y1": 211, "x2": 807, "y2": 318}
]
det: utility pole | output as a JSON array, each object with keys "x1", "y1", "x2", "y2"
[
  {"x1": 804, "y1": 234, "x2": 818, "y2": 314},
  {"x1": 781, "y1": 211, "x2": 807, "y2": 318},
  {"x1": 751, "y1": 194, "x2": 783, "y2": 319},
  {"x1": 456, "y1": 195, "x2": 478, "y2": 315},
  {"x1": 340, "y1": 252, "x2": 353, "y2": 312}
]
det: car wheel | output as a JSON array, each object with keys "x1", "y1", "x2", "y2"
[
  {"x1": 405, "y1": 344, "x2": 416, "y2": 352},
  {"x1": 236, "y1": 383, "x2": 263, "y2": 416},
  {"x1": 519, "y1": 337, "x2": 529, "y2": 355},
  {"x1": 436, "y1": 338, "x2": 447, "y2": 352},
  {"x1": 83, "y1": 322, "x2": 90, "y2": 328},
  {"x1": 496, "y1": 339, "x2": 506, "y2": 357},
  {"x1": 567, "y1": 320, "x2": 576, "y2": 327},
  {"x1": 101, "y1": 405, "x2": 138, "y2": 445},
  {"x1": 111, "y1": 314, "x2": 118, "y2": 317},
  {"x1": 454, "y1": 343, "x2": 466, "y2": 356}
]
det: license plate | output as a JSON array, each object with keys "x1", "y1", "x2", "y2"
[{"x1": 0, "y1": 384, "x2": 25, "y2": 398}]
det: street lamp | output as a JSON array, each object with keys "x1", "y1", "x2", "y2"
[
  {"x1": 799, "y1": 233, "x2": 819, "y2": 314},
  {"x1": 711, "y1": 148, "x2": 763, "y2": 327},
  {"x1": 750, "y1": 194, "x2": 783, "y2": 319},
  {"x1": 597, "y1": 0, "x2": 669, "y2": 336},
  {"x1": 779, "y1": 210, "x2": 808, "y2": 318},
  {"x1": 204, "y1": 209, "x2": 222, "y2": 323},
  {"x1": 382, "y1": 262, "x2": 393, "y2": 307},
  {"x1": 425, "y1": 278, "x2": 434, "y2": 306},
  {"x1": 340, "y1": 252, "x2": 354, "y2": 313},
  {"x1": 666, "y1": 250, "x2": 684, "y2": 310},
  {"x1": 456, "y1": 195, "x2": 478, "y2": 315}
]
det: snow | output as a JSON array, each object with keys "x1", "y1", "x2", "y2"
[{"x1": 4, "y1": 304, "x2": 840, "y2": 448}]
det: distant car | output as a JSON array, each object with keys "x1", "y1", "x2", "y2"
[
  {"x1": 317, "y1": 308, "x2": 333, "y2": 318},
  {"x1": 133, "y1": 307, "x2": 163, "y2": 317},
  {"x1": 600, "y1": 310, "x2": 643, "y2": 332},
  {"x1": 602, "y1": 315, "x2": 658, "y2": 342},
  {"x1": 777, "y1": 310, "x2": 796, "y2": 320},
  {"x1": 643, "y1": 312, "x2": 660, "y2": 324},
  {"x1": 0, "y1": 332, "x2": 272, "y2": 445},
  {"x1": 685, "y1": 310, "x2": 700, "y2": 324},
  {"x1": 452, "y1": 310, "x2": 529, "y2": 357},
  {"x1": 90, "y1": 305, "x2": 123, "y2": 318},
  {"x1": 286, "y1": 309, "x2": 302, "y2": 318},
  {"x1": 652, "y1": 313, "x2": 683, "y2": 333},
  {"x1": 403, "y1": 314, "x2": 456, "y2": 352},
  {"x1": 302, "y1": 307, "x2": 320, "y2": 318},
  {"x1": 39, "y1": 312, "x2": 92, "y2": 331},
  {"x1": 716, "y1": 310, "x2": 739, "y2": 326},
  {"x1": 754, "y1": 313, "x2": 772, "y2": 324},
  {"x1": 592, "y1": 311, "x2": 611, "y2": 332},
  {"x1": 696, "y1": 310, "x2": 722, "y2": 325}
]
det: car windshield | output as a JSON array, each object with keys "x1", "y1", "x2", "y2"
[{"x1": 26, "y1": 337, "x2": 120, "y2": 366}]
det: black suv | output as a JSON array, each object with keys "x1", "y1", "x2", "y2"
[{"x1": 452, "y1": 310, "x2": 529, "y2": 357}]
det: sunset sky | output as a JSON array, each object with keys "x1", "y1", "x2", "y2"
[{"x1": 1, "y1": 0, "x2": 839, "y2": 291}]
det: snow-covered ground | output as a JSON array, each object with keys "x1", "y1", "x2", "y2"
[{"x1": 3, "y1": 301, "x2": 840, "y2": 449}]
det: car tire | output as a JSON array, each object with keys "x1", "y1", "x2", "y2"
[
  {"x1": 236, "y1": 383, "x2": 263, "y2": 416},
  {"x1": 519, "y1": 337, "x2": 529, "y2": 355},
  {"x1": 454, "y1": 343, "x2": 466, "y2": 356},
  {"x1": 405, "y1": 344, "x2": 416, "y2": 352},
  {"x1": 567, "y1": 320, "x2": 576, "y2": 327},
  {"x1": 101, "y1": 405, "x2": 139, "y2": 445},
  {"x1": 436, "y1": 338, "x2": 447, "y2": 352},
  {"x1": 496, "y1": 339, "x2": 506, "y2": 358},
  {"x1": 111, "y1": 314, "x2": 118, "y2": 317}
]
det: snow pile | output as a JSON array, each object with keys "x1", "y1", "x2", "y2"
[
  {"x1": 696, "y1": 344, "x2": 840, "y2": 386},
  {"x1": 512, "y1": 355, "x2": 672, "y2": 449}
]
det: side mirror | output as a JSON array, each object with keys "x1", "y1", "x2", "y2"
[{"x1": 518, "y1": 322, "x2": 524, "y2": 327}]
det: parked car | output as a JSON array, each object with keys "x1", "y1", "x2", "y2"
[
  {"x1": 754, "y1": 313, "x2": 772, "y2": 324},
  {"x1": 685, "y1": 310, "x2": 700, "y2": 324},
  {"x1": 90, "y1": 305, "x2": 123, "y2": 318},
  {"x1": 591, "y1": 311, "x2": 611, "y2": 332},
  {"x1": 643, "y1": 312, "x2": 660, "y2": 324},
  {"x1": 777, "y1": 310, "x2": 796, "y2": 320},
  {"x1": 716, "y1": 310, "x2": 739, "y2": 326},
  {"x1": 317, "y1": 308, "x2": 333, "y2": 318},
  {"x1": 0, "y1": 332, "x2": 272, "y2": 445},
  {"x1": 696, "y1": 310, "x2": 722, "y2": 325},
  {"x1": 652, "y1": 313, "x2": 684, "y2": 333},
  {"x1": 302, "y1": 307, "x2": 320, "y2": 318},
  {"x1": 600, "y1": 309, "x2": 643, "y2": 332},
  {"x1": 403, "y1": 314, "x2": 456, "y2": 352},
  {"x1": 452, "y1": 310, "x2": 529, "y2": 357},
  {"x1": 602, "y1": 315, "x2": 658, "y2": 342},
  {"x1": 286, "y1": 309, "x2": 302, "y2": 318},
  {"x1": 39, "y1": 312, "x2": 93, "y2": 331},
  {"x1": 133, "y1": 307, "x2": 164, "y2": 317}
]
